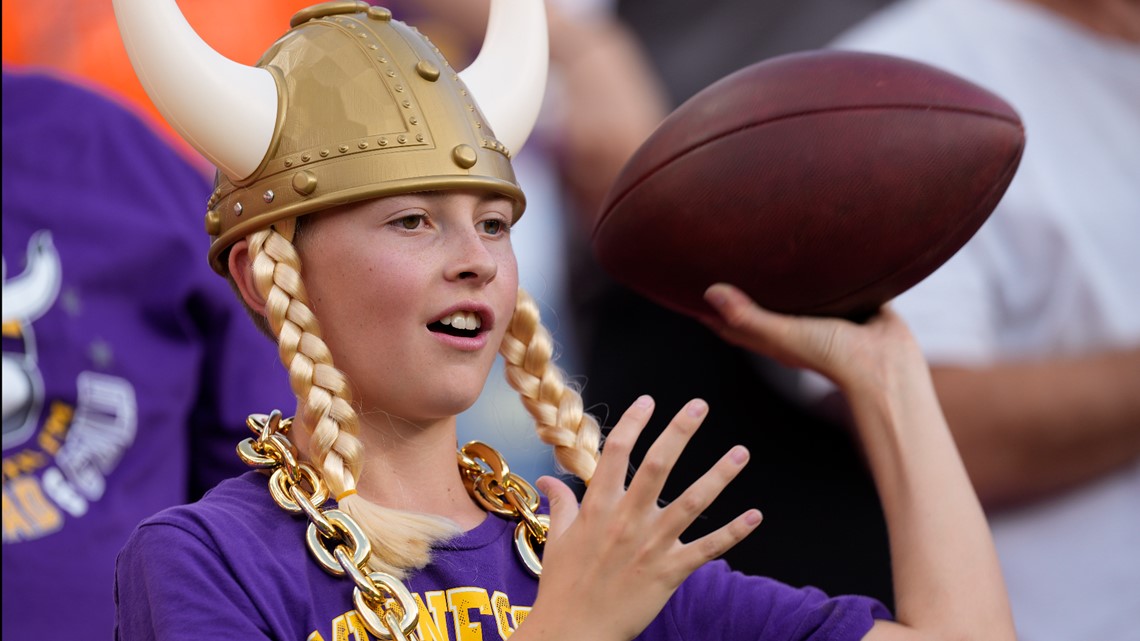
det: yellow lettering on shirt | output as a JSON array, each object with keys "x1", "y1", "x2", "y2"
[
  {"x1": 2, "y1": 476, "x2": 61, "y2": 541},
  {"x1": 491, "y1": 590, "x2": 530, "y2": 639},
  {"x1": 311, "y1": 586, "x2": 533, "y2": 641},
  {"x1": 414, "y1": 591, "x2": 452, "y2": 641},
  {"x1": 306, "y1": 611, "x2": 369, "y2": 641},
  {"x1": 43, "y1": 402, "x2": 73, "y2": 438},
  {"x1": 2, "y1": 320, "x2": 21, "y2": 337},
  {"x1": 448, "y1": 587, "x2": 493, "y2": 641},
  {"x1": 2, "y1": 485, "x2": 35, "y2": 541},
  {"x1": 0, "y1": 451, "x2": 47, "y2": 481}
]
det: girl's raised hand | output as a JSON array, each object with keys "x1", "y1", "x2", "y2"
[
  {"x1": 520, "y1": 396, "x2": 761, "y2": 641},
  {"x1": 701, "y1": 283, "x2": 926, "y2": 394}
]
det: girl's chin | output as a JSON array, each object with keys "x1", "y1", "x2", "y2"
[{"x1": 362, "y1": 390, "x2": 487, "y2": 426}]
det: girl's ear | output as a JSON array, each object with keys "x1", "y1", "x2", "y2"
[{"x1": 228, "y1": 239, "x2": 268, "y2": 316}]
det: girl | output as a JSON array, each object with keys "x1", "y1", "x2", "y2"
[{"x1": 111, "y1": 1, "x2": 1015, "y2": 640}]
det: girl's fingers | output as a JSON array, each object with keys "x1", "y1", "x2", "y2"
[
  {"x1": 704, "y1": 283, "x2": 847, "y2": 374},
  {"x1": 675, "y1": 509, "x2": 764, "y2": 579},
  {"x1": 659, "y1": 445, "x2": 751, "y2": 538},
  {"x1": 625, "y1": 399, "x2": 709, "y2": 506},
  {"x1": 704, "y1": 284, "x2": 791, "y2": 354},
  {"x1": 587, "y1": 395, "x2": 655, "y2": 496},
  {"x1": 536, "y1": 476, "x2": 579, "y2": 539}
]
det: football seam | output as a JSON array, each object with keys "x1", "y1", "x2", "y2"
[{"x1": 594, "y1": 104, "x2": 1023, "y2": 240}]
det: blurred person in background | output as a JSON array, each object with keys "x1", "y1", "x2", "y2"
[
  {"x1": 2, "y1": 3, "x2": 302, "y2": 633},
  {"x1": 828, "y1": 1, "x2": 1140, "y2": 639}
]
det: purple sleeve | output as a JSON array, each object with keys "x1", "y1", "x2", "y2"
[
  {"x1": 649, "y1": 560, "x2": 891, "y2": 641},
  {"x1": 115, "y1": 520, "x2": 271, "y2": 640}
]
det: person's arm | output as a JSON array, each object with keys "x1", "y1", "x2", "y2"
[
  {"x1": 931, "y1": 348, "x2": 1140, "y2": 507},
  {"x1": 703, "y1": 284, "x2": 1016, "y2": 641}
]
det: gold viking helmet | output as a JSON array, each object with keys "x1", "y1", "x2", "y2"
[{"x1": 112, "y1": 0, "x2": 549, "y2": 273}]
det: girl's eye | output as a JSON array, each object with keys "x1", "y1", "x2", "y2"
[
  {"x1": 480, "y1": 219, "x2": 508, "y2": 236},
  {"x1": 393, "y1": 214, "x2": 425, "y2": 230}
]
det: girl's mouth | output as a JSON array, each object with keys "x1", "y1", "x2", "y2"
[{"x1": 428, "y1": 310, "x2": 483, "y2": 338}]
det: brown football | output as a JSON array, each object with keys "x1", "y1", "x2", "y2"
[{"x1": 592, "y1": 50, "x2": 1024, "y2": 320}]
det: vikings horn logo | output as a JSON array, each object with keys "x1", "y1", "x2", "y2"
[{"x1": 2, "y1": 231, "x2": 62, "y2": 449}]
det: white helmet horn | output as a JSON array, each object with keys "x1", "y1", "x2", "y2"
[
  {"x1": 111, "y1": 0, "x2": 279, "y2": 180},
  {"x1": 1, "y1": 232, "x2": 61, "y2": 324},
  {"x1": 459, "y1": 0, "x2": 549, "y2": 156}
]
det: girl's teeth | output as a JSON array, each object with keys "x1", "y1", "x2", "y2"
[{"x1": 440, "y1": 312, "x2": 481, "y2": 330}]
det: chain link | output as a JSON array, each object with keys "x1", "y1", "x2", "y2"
[
  {"x1": 238, "y1": 411, "x2": 421, "y2": 640},
  {"x1": 459, "y1": 441, "x2": 549, "y2": 577},
  {"x1": 237, "y1": 412, "x2": 551, "y2": 639}
]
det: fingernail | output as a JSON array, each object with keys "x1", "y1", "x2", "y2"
[
  {"x1": 745, "y1": 510, "x2": 763, "y2": 526},
  {"x1": 704, "y1": 286, "x2": 728, "y2": 307},
  {"x1": 634, "y1": 395, "x2": 653, "y2": 409},
  {"x1": 729, "y1": 445, "x2": 749, "y2": 464},
  {"x1": 686, "y1": 399, "x2": 708, "y2": 417}
]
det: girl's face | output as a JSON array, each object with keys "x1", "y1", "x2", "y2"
[{"x1": 296, "y1": 190, "x2": 519, "y2": 424}]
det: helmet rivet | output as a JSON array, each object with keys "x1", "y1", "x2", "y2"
[
  {"x1": 386, "y1": 70, "x2": 397, "y2": 78},
  {"x1": 339, "y1": 145, "x2": 349, "y2": 153},
  {"x1": 263, "y1": 190, "x2": 275, "y2": 203},
  {"x1": 292, "y1": 171, "x2": 318, "y2": 196},
  {"x1": 205, "y1": 210, "x2": 221, "y2": 235},
  {"x1": 416, "y1": 133, "x2": 424, "y2": 142},
  {"x1": 452, "y1": 145, "x2": 478, "y2": 169},
  {"x1": 233, "y1": 202, "x2": 244, "y2": 216},
  {"x1": 401, "y1": 100, "x2": 411, "y2": 108},
  {"x1": 397, "y1": 135, "x2": 407, "y2": 144},
  {"x1": 301, "y1": 153, "x2": 311, "y2": 162},
  {"x1": 367, "y1": 6, "x2": 392, "y2": 21},
  {"x1": 284, "y1": 159, "x2": 294, "y2": 167},
  {"x1": 415, "y1": 61, "x2": 440, "y2": 82},
  {"x1": 394, "y1": 84, "x2": 404, "y2": 93},
  {"x1": 379, "y1": 138, "x2": 388, "y2": 147},
  {"x1": 378, "y1": 57, "x2": 388, "y2": 64},
  {"x1": 319, "y1": 149, "x2": 330, "y2": 157},
  {"x1": 358, "y1": 141, "x2": 369, "y2": 150},
  {"x1": 409, "y1": 116, "x2": 419, "y2": 125}
]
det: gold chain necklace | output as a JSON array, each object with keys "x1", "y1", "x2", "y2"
[{"x1": 236, "y1": 410, "x2": 549, "y2": 641}]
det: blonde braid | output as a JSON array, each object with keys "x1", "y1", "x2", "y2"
[
  {"x1": 247, "y1": 224, "x2": 458, "y2": 577},
  {"x1": 500, "y1": 288, "x2": 602, "y2": 482}
]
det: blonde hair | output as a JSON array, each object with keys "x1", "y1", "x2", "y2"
[
  {"x1": 245, "y1": 222, "x2": 601, "y2": 576},
  {"x1": 500, "y1": 289, "x2": 602, "y2": 481}
]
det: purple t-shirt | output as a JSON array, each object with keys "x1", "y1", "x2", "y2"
[
  {"x1": 115, "y1": 472, "x2": 890, "y2": 640},
  {"x1": 2, "y1": 70, "x2": 294, "y2": 639}
]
